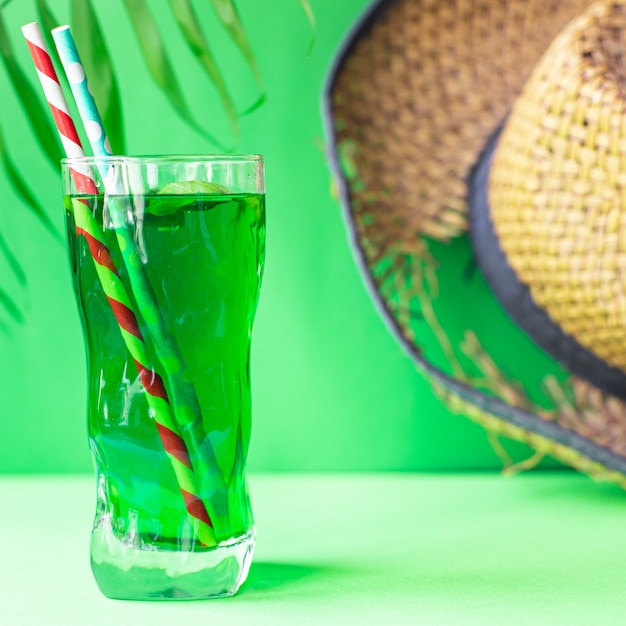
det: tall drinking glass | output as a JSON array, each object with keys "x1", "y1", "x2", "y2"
[{"x1": 62, "y1": 155, "x2": 265, "y2": 600}]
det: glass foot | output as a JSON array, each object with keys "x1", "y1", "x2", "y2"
[{"x1": 90, "y1": 516, "x2": 255, "y2": 600}]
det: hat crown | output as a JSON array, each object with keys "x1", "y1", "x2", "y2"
[{"x1": 477, "y1": 0, "x2": 626, "y2": 395}]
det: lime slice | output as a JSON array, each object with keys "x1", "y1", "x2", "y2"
[
  {"x1": 147, "y1": 180, "x2": 231, "y2": 216},
  {"x1": 158, "y1": 180, "x2": 230, "y2": 195}
]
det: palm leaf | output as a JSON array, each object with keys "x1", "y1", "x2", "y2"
[
  {"x1": 298, "y1": 0, "x2": 316, "y2": 56},
  {"x1": 71, "y1": 0, "x2": 125, "y2": 154},
  {"x1": 0, "y1": 285, "x2": 23, "y2": 324},
  {"x1": 0, "y1": 230, "x2": 27, "y2": 288},
  {"x1": 241, "y1": 93, "x2": 266, "y2": 116},
  {"x1": 0, "y1": 7, "x2": 63, "y2": 169},
  {"x1": 122, "y1": 0, "x2": 227, "y2": 149},
  {"x1": 0, "y1": 123, "x2": 61, "y2": 241},
  {"x1": 209, "y1": 0, "x2": 262, "y2": 88},
  {"x1": 170, "y1": 0, "x2": 239, "y2": 137}
]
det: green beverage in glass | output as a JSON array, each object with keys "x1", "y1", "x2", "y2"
[{"x1": 62, "y1": 155, "x2": 265, "y2": 600}]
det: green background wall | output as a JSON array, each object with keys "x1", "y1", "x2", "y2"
[{"x1": 0, "y1": 0, "x2": 554, "y2": 473}]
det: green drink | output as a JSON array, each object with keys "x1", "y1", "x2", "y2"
[{"x1": 62, "y1": 156, "x2": 265, "y2": 600}]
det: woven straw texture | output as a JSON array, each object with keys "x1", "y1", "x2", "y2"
[
  {"x1": 441, "y1": 382, "x2": 626, "y2": 488},
  {"x1": 331, "y1": 0, "x2": 594, "y2": 254},
  {"x1": 328, "y1": 0, "x2": 626, "y2": 483},
  {"x1": 489, "y1": 0, "x2": 626, "y2": 374}
]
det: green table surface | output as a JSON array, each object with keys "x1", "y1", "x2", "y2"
[{"x1": 2, "y1": 472, "x2": 626, "y2": 625}]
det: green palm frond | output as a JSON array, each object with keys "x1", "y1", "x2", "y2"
[
  {"x1": 123, "y1": 0, "x2": 229, "y2": 149},
  {"x1": 0, "y1": 230, "x2": 26, "y2": 288},
  {"x1": 210, "y1": 0, "x2": 263, "y2": 88},
  {"x1": 170, "y1": 0, "x2": 240, "y2": 139},
  {"x1": 298, "y1": 0, "x2": 316, "y2": 56},
  {"x1": 0, "y1": 122, "x2": 60, "y2": 240},
  {"x1": 0, "y1": 0, "x2": 315, "y2": 327},
  {"x1": 0, "y1": 286, "x2": 23, "y2": 324}
]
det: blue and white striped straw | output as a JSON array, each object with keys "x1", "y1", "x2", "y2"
[{"x1": 51, "y1": 25, "x2": 113, "y2": 160}]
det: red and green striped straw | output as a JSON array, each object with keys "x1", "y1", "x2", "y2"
[
  {"x1": 72, "y1": 200, "x2": 217, "y2": 547},
  {"x1": 22, "y1": 22, "x2": 217, "y2": 547},
  {"x1": 50, "y1": 26, "x2": 219, "y2": 474}
]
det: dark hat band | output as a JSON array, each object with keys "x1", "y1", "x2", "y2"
[{"x1": 470, "y1": 127, "x2": 626, "y2": 400}]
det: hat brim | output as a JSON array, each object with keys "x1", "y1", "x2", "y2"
[{"x1": 324, "y1": 0, "x2": 626, "y2": 483}]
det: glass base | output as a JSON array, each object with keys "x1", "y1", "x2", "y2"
[{"x1": 90, "y1": 516, "x2": 255, "y2": 601}]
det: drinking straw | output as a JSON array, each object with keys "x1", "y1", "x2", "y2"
[
  {"x1": 71, "y1": 200, "x2": 217, "y2": 548},
  {"x1": 50, "y1": 26, "x2": 215, "y2": 467},
  {"x1": 22, "y1": 22, "x2": 217, "y2": 547},
  {"x1": 21, "y1": 23, "x2": 96, "y2": 195}
]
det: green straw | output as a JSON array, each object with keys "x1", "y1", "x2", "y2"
[
  {"x1": 51, "y1": 25, "x2": 220, "y2": 467},
  {"x1": 50, "y1": 25, "x2": 229, "y2": 531}
]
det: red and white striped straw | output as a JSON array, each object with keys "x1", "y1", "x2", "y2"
[{"x1": 21, "y1": 22, "x2": 96, "y2": 194}]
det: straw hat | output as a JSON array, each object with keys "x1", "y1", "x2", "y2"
[{"x1": 326, "y1": 0, "x2": 626, "y2": 484}]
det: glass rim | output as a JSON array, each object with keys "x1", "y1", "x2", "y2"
[{"x1": 62, "y1": 154, "x2": 264, "y2": 166}]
